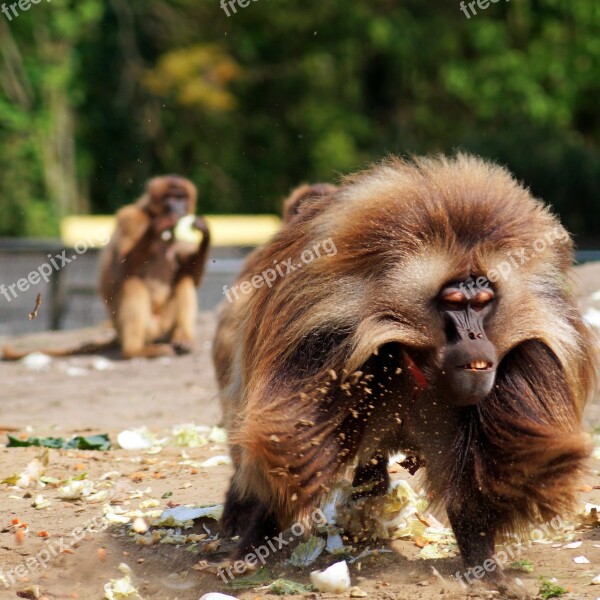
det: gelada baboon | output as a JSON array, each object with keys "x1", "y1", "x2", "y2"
[
  {"x1": 215, "y1": 155, "x2": 596, "y2": 586},
  {"x1": 212, "y1": 182, "x2": 336, "y2": 400},
  {"x1": 99, "y1": 175, "x2": 210, "y2": 358}
]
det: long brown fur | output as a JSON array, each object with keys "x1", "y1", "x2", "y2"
[
  {"x1": 215, "y1": 154, "x2": 597, "y2": 575},
  {"x1": 213, "y1": 182, "x2": 337, "y2": 404},
  {"x1": 98, "y1": 175, "x2": 210, "y2": 358}
]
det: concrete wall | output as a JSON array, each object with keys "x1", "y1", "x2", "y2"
[{"x1": 0, "y1": 245, "x2": 247, "y2": 337}]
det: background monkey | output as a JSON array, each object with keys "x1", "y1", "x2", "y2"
[
  {"x1": 99, "y1": 174, "x2": 210, "y2": 358},
  {"x1": 3, "y1": 175, "x2": 210, "y2": 360},
  {"x1": 214, "y1": 155, "x2": 596, "y2": 587},
  {"x1": 212, "y1": 182, "x2": 337, "y2": 416}
]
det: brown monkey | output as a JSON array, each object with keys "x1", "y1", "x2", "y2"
[
  {"x1": 98, "y1": 175, "x2": 210, "y2": 358},
  {"x1": 212, "y1": 182, "x2": 337, "y2": 416},
  {"x1": 216, "y1": 155, "x2": 596, "y2": 586},
  {"x1": 3, "y1": 176, "x2": 210, "y2": 361}
]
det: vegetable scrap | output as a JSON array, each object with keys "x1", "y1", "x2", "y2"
[{"x1": 7, "y1": 434, "x2": 111, "y2": 450}]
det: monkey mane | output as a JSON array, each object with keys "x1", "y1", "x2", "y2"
[
  {"x1": 230, "y1": 153, "x2": 597, "y2": 525},
  {"x1": 239, "y1": 153, "x2": 593, "y2": 397},
  {"x1": 437, "y1": 339, "x2": 593, "y2": 534}
]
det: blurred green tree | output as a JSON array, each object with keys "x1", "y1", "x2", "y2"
[{"x1": 0, "y1": 0, "x2": 598, "y2": 240}]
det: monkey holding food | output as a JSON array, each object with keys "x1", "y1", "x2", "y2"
[
  {"x1": 212, "y1": 154, "x2": 596, "y2": 588},
  {"x1": 99, "y1": 174, "x2": 210, "y2": 358},
  {"x1": 2, "y1": 175, "x2": 210, "y2": 361}
]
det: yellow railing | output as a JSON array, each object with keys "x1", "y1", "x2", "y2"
[{"x1": 60, "y1": 214, "x2": 282, "y2": 248}]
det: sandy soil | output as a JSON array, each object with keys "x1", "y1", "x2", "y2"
[{"x1": 0, "y1": 264, "x2": 600, "y2": 600}]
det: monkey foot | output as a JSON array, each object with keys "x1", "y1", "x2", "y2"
[
  {"x1": 172, "y1": 342, "x2": 193, "y2": 355},
  {"x1": 123, "y1": 343, "x2": 176, "y2": 359},
  {"x1": 461, "y1": 571, "x2": 529, "y2": 599}
]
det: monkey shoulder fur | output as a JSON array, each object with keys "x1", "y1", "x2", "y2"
[{"x1": 213, "y1": 155, "x2": 597, "y2": 584}]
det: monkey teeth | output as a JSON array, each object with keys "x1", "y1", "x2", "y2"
[{"x1": 462, "y1": 360, "x2": 491, "y2": 371}]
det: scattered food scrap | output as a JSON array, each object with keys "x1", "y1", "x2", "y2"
[{"x1": 28, "y1": 293, "x2": 42, "y2": 320}]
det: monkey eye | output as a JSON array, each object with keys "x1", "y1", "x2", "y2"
[
  {"x1": 470, "y1": 289, "x2": 495, "y2": 311},
  {"x1": 440, "y1": 288, "x2": 467, "y2": 310}
]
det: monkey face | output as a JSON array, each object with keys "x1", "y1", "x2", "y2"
[
  {"x1": 144, "y1": 176, "x2": 197, "y2": 219},
  {"x1": 437, "y1": 279, "x2": 497, "y2": 406},
  {"x1": 163, "y1": 184, "x2": 191, "y2": 217}
]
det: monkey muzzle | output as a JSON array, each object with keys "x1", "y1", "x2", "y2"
[
  {"x1": 166, "y1": 192, "x2": 190, "y2": 217},
  {"x1": 440, "y1": 308, "x2": 498, "y2": 406}
]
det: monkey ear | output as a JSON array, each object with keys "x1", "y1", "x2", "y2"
[
  {"x1": 145, "y1": 176, "x2": 162, "y2": 196},
  {"x1": 282, "y1": 183, "x2": 336, "y2": 222},
  {"x1": 136, "y1": 177, "x2": 163, "y2": 213}
]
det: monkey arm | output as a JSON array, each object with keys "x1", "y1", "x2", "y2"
[
  {"x1": 114, "y1": 206, "x2": 178, "y2": 278},
  {"x1": 229, "y1": 370, "x2": 371, "y2": 533},
  {"x1": 177, "y1": 217, "x2": 211, "y2": 286}
]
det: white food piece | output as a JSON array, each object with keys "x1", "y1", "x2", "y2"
[
  {"x1": 21, "y1": 352, "x2": 52, "y2": 370},
  {"x1": 310, "y1": 560, "x2": 351, "y2": 593},
  {"x1": 563, "y1": 540, "x2": 583, "y2": 549},
  {"x1": 103, "y1": 574, "x2": 138, "y2": 599},
  {"x1": 350, "y1": 587, "x2": 368, "y2": 598},
  {"x1": 175, "y1": 215, "x2": 201, "y2": 243},
  {"x1": 66, "y1": 366, "x2": 88, "y2": 377},
  {"x1": 198, "y1": 594, "x2": 238, "y2": 600},
  {"x1": 132, "y1": 518, "x2": 148, "y2": 534},
  {"x1": 326, "y1": 532, "x2": 345, "y2": 553},
  {"x1": 117, "y1": 429, "x2": 155, "y2": 450},
  {"x1": 584, "y1": 307, "x2": 600, "y2": 329},
  {"x1": 574, "y1": 555, "x2": 590, "y2": 564},
  {"x1": 157, "y1": 504, "x2": 223, "y2": 525},
  {"x1": 93, "y1": 357, "x2": 114, "y2": 371},
  {"x1": 58, "y1": 479, "x2": 95, "y2": 499},
  {"x1": 199, "y1": 455, "x2": 232, "y2": 467}
]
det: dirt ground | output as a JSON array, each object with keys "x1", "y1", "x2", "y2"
[{"x1": 1, "y1": 265, "x2": 600, "y2": 600}]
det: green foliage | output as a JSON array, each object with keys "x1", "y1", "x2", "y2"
[
  {"x1": 511, "y1": 559, "x2": 534, "y2": 573},
  {"x1": 0, "y1": 0, "x2": 599, "y2": 237},
  {"x1": 7, "y1": 433, "x2": 111, "y2": 450},
  {"x1": 538, "y1": 577, "x2": 567, "y2": 600}
]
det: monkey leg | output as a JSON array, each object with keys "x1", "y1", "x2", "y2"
[
  {"x1": 351, "y1": 454, "x2": 390, "y2": 499},
  {"x1": 169, "y1": 276, "x2": 197, "y2": 354},
  {"x1": 221, "y1": 472, "x2": 279, "y2": 559},
  {"x1": 234, "y1": 502, "x2": 279, "y2": 559},
  {"x1": 221, "y1": 483, "x2": 257, "y2": 537},
  {"x1": 222, "y1": 487, "x2": 278, "y2": 557},
  {"x1": 118, "y1": 278, "x2": 174, "y2": 359},
  {"x1": 221, "y1": 445, "x2": 251, "y2": 537},
  {"x1": 447, "y1": 499, "x2": 507, "y2": 587}
]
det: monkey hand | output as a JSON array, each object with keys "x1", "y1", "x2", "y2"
[
  {"x1": 152, "y1": 213, "x2": 181, "y2": 235},
  {"x1": 192, "y1": 216, "x2": 209, "y2": 235}
]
